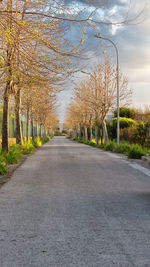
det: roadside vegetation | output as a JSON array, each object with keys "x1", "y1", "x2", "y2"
[
  {"x1": 0, "y1": 136, "x2": 52, "y2": 175},
  {"x1": 66, "y1": 105, "x2": 150, "y2": 160},
  {"x1": 69, "y1": 137, "x2": 148, "y2": 160}
]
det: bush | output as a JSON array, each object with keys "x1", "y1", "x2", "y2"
[
  {"x1": 0, "y1": 154, "x2": 7, "y2": 164},
  {"x1": 128, "y1": 144, "x2": 146, "y2": 159},
  {"x1": 134, "y1": 122, "x2": 147, "y2": 146},
  {"x1": 114, "y1": 107, "x2": 136, "y2": 119},
  {"x1": 40, "y1": 136, "x2": 52, "y2": 145},
  {"x1": 33, "y1": 137, "x2": 43, "y2": 148},
  {"x1": 89, "y1": 141, "x2": 97, "y2": 147},
  {"x1": 0, "y1": 162, "x2": 8, "y2": 175},
  {"x1": 41, "y1": 137, "x2": 49, "y2": 144},
  {"x1": 21, "y1": 140, "x2": 35, "y2": 154},
  {"x1": 4, "y1": 151, "x2": 20, "y2": 164},
  {"x1": 9, "y1": 144, "x2": 21, "y2": 153},
  {"x1": 112, "y1": 117, "x2": 136, "y2": 129},
  {"x1": 78, "y1": 138, "x2": 85, "y2": 143},
  {"x1": 72, "y1": 137, "x2": 78, "y2": 141},
  {"x1": 104, "y1": 141, "x2": 117, "y2": 152},
  {"x1": 0, "y1": 154, "x2": 8, "y2": 174},
  {"x1": 114, "y1": 142, "x2": 130, "y2": 153},
  {"x1": 98, "y1": 144, "x2": 105, "y2": 149},
  {"x1": 91, "y1": 139, "x2": 96, "y2": 144},
  {"x1": 2, "y1": 144, "x2": 22, "y2": 164}
]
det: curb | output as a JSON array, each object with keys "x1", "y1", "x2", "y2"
[{"x1": 142, "y1": 156, "x2": 150, "y2": 163}]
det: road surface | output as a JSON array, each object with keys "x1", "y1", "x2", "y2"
[{"x1": 0, "y1": 136, "x2": 150, "y2": 267}]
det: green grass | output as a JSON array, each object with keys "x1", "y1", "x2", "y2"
[
  {"x1": 1, "y1": 144, "x2": 22, "y2": 164},
  {"x1": 0, "y1": 136, "x2": 53, "y2": 174},
  {"x1": 4, "y1": 151, "x2": 20, "y2": 164}
]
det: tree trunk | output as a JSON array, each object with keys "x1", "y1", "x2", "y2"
[
  {"x1": 78, "y1": 125, "x2": 81, "y2": 139},
  {"x1": 89, "y1": 125, "x2": 93, "y2": 141},
  {"x1": 102, "y1": 118, "x2": 109, "y2": 145},
  {"x1": 31, "y1": 114, "x2": 34, "y2": 141},
  {"x1": 95, "y1": 125, "x2": 99, "y2": 145},
  {"x1": 26, "y1": 108, "x2": 29, "y2": 141},
  {"x1": 2, "y1": 87, "x2": 10, "y2": 151},
  {"x1": 84, "y1": 126, "x2": 88, "y2": 141},
  {"x1": 44, "y1": 125, "x2": 46, "y2": 137},
  {"x1": 100, "y1": 129, "x2": 103, "y2": 144},
  {"x1": 73, "y1": 129, "x2": 76, "y2": 138},
  {"x1": 15, "y1": 88, "x2": 23, "y2": 145},
  {"x1": 36, "y1": 122, "x2": 38, "y2": 137},
  {"x1": 2, "y1": 0, "x2": 13, "y2": 151},
  {"x1": 40, "y1": 124, "x2": 42, "y2": 138}
]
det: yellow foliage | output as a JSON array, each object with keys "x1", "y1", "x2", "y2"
[{"x1": 81, "y1": 36, "x2": 84, "y2": 45}]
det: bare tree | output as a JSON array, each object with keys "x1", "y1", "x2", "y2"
[{"x1": 66, "y1": 59, "x2": 132, "y2": 144}]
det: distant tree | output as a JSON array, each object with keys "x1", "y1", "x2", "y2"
[
  {"x1": 114, "y1": 107, "x2": 136, "y2": 119},
  {"x1": 135, "y1": 106, "x2": 150, "y2": 122},
  {"x1": 66, "y1": 59, "x2": 132, "y2": 144}
]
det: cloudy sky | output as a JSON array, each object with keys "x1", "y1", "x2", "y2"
[{"x1": 57, "y1": 0, "x2": 150, "y2": 123}]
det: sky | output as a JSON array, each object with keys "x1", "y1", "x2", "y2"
[{"x1": 57, "y1": 0, "x2": 150, "y2": 123}]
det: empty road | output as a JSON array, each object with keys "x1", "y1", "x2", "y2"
[{"x1": 0, "y1": 136, "x2": 150, "y2": 267}]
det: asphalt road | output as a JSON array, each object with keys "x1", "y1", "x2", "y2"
[{"x1": 0, "y1": 136, "x2": 150, "y2": 267}]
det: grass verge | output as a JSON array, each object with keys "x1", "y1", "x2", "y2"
[
  {"x1": 0, "y1": 136, "x2": 53, "y2": 175},
  {"x1": 69, "y1": 137, "x2": 148, "y2": 159}
]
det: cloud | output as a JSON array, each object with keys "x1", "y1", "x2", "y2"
[
  {"x1": 64, "y1": 0, "x2": 127, "y2": 8},
  {"x1": 57, "y1": 0, "x2": 150, "y2": 121}
]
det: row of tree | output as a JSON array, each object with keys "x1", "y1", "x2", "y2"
[
  {"x1": 65, "y1": 59, "x2": 132, "y2": 144},
  {"x1": 0, "y1": 1, "x2": 141, "y2": 150},
  {"x1": 0, "y1": 0, "x2": 91, "y2": 151}
]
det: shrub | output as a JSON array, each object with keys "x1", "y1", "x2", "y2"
[
  {"x1": 128, "y1": 144, "x2": 146, "y2": 159},
  {"x1": 114, "y1": 142, "x2": 130, "y2": 153},
  {"x1": 107, "y1": 121, "x2": 115, "y2": 140},
  {"x1": 21, "y1": 144, "x2": 34, "y2": 154},
  {"x1": 0, "y1": 162, "x2": 8, "y2": 175},
  {"x1": 89, "y1": 141, "x2": 97, "y2": 147},
  {"x1": 40, "y1": 136, "x2": 52, "y2": 144},
  {"x1": 114, "y1": 107, "x2": 136, "y2": 119},
  {"x1": 32, "y1": 136, "x2": 52, "y2": 147},
  {"x1": 78, "y1": 138, "x2": 85, "y2": 143},
  {"x1": 134, "y1": 122, "x2": 147, "y2": 146},
  {"x1": 0, "y1": 154, "x2": 7, "y2": 164},
  {"x1": 104, "y1": 140, "x2": 117, "y2": 152},
  {"x1": 72, "y1": 138, "x2": 78, "y2": 141},
  {"x1": 46, "y1": 136, "x2": 52, "y2": 142},
  {"x1": 91, "y1": 139, "x2": 96, "y2": 144},
  {"x1": 21, "y1": 140, "x2": 35, "y2": 154},
  {"x1": 112, "y1": 117, "x2": 136, "y2": 129},
  {"x1": 120, "y1": 125, "x2": 137, "y2": 143},
  {"x1": 4, "y1": 150, "x2": 20, "y2": 164},
  {"x1": 98, "y1": 144, "x2": 104, "y2": 149},
  {"x1": 9, "y1": 144, "x2": 21, "y2": 153},
  {"x1": 33, "y1": 137, "x2": 43, "y2": 148},
  {"x1": 2, "y1": 144, "x2": 22, "y2": 164}
]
